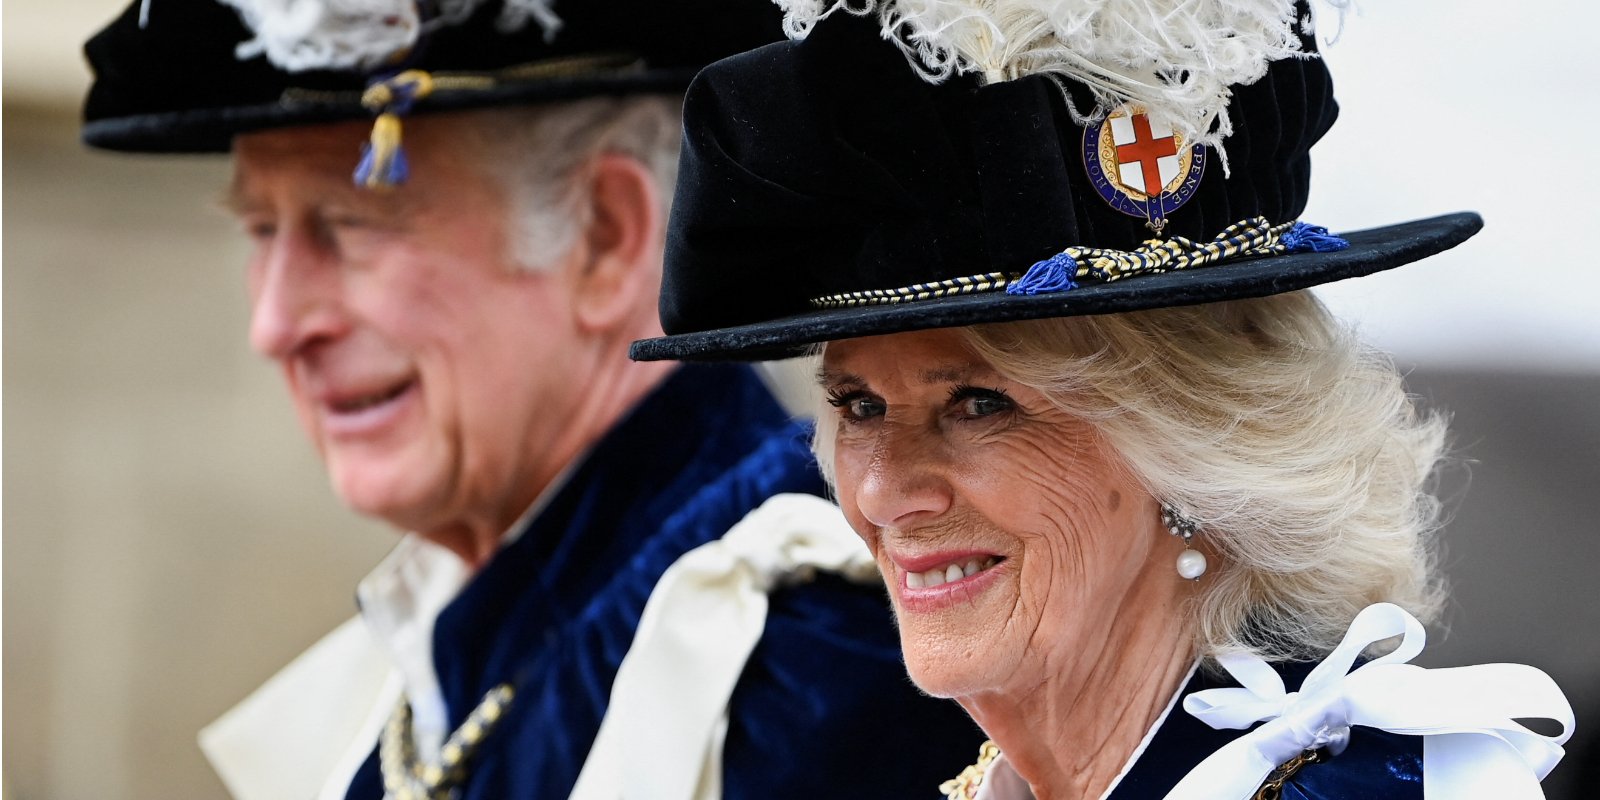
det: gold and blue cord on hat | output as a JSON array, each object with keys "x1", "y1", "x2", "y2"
[
  {"x1": 808, "y1": 218, "x2": 1349, "y2": 309},
  {"x1": 355, "y1": 69, "x2": 438, "y2": 190},
  {"x1": 339, "y1": 53, "x2": 646, "y2": 190}
]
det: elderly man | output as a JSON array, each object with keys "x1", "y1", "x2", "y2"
[{"x1": 82, "y1": 1, "x2": 978, "y2": 798}]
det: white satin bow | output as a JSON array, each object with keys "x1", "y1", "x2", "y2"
[
  {"x1": 569, "y1": 493, "x2": 878, "y2": 800},
  {"x1": 1165, "y1": 602, "x2": 1574, "y2": 800}
]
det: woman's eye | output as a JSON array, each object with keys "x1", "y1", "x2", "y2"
[
  {"x1": 826, "y1": 390, "x2": 885, "y2": 421},
  {"x1": 950, "y1": 387, "x2": 1014, "y2": 419}
]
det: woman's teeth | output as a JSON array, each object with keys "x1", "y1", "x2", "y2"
[{"x1": 905, "y1": 557, "x2": 999, "y2": 589}]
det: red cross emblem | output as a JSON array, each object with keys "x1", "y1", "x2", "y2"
[
  {"x1": 1115, "y1": 113, "x2": 1179, "y2": 196},
  {"x1": 1083, "y1": 106, "x2": 1207, "y2": 221}
]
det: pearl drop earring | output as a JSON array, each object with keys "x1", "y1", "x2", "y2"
[{"x1": 1161, "y1": 503, "x2": 1207, "y2": 580}]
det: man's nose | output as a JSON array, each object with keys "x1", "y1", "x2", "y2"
[
  {"x1": 852, "y1": 422, "x2": 954, "y2": 530},
  {"x1": 247, "y1": 226, "x2": 347, "y2": 360}
]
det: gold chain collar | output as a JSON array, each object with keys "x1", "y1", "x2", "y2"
[
  {"x1": 937, "y1": 740, "x2": 1325, "y2": 799},
  {"x1": 379, "y1": 683, "x2": 515, "y2": 800}
]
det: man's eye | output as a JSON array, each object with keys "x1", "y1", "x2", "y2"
[
  {"x1": 950, "y1": 386, "x2": 1014, "y2": 419},
  {"x1": 826, "y1": 389, "x2": 885, "y2": 421},
  {"x1": 243, "y1": 220, "x2": 277, "y2": 241}
]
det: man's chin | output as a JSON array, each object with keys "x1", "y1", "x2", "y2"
[{"x1": 327, "y1": 461, "x2": 445, "y2": 532}]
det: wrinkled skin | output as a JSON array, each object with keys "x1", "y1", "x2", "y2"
[
  {"x1": 230, "y1": 118, "x2": 669, "y2": 563},
  {"x1": 820, "y1": 328, "x2": 1196, "y2": 798}
]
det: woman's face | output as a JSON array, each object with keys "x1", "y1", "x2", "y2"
[{"x1": 821, "y1": 328, "x2": 1178, "y2": 700}]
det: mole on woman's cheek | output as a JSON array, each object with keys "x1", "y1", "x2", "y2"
[{"x1": 1107, "y1": 490, "x2": 1122, "y2": 512}]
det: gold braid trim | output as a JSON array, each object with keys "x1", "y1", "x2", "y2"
[
  {"x1": 808, "y1": 217, "x2": 1298, "y2": 309},
  {"x1": 278, "y1": 52, "x2": 644, "y2": 106},
  {"x1": 810, "y1": 272, "x2": 1013, "y2": 309},
  {"x1": 1062, "y1": 218, "x2": 1292, "y2": 284}
]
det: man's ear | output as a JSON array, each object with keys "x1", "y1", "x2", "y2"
[{"x1": 571, "y1": 153, "x2": 665, "y2": 334}]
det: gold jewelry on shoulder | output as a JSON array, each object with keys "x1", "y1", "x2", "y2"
[
  {"x1": 940, "y1": 740, "x2": 1003, "y2": 800},
  {"x1": 1253, "y1": 748, "x2": 1326, "y2": 800}
]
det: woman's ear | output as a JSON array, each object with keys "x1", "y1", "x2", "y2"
[{"x1": 570, "y1": 153, "x2": 665, "y2": 335}]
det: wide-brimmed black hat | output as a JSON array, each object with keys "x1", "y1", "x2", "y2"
[
  {"x1": 82, "y1": 0, "x2": 785, "y2": 153},
  {"x1": 630, "y1": 5, "x2": 1481, "y2": 363}
]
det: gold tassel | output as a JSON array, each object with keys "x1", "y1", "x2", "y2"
[{"x1": 354, "y1": 70, "x2": 437, "y2": 190}]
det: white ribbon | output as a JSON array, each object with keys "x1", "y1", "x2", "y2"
[
  {"x1": 568, "y1": 493, "x2": 879, "y2": 800},
  {"x1": 1165, "y1": 602, "x2": 1574, "y2": 799},
  {"x1": 199, "y1": 616, "x2": 401, "y2": 800}
]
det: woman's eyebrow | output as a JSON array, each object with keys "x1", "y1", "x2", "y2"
[
  {"x1": 917, "y1": 365, "x2": 978, "y2": 385},
  {"x1": 815, "y1": 368, "x2": 865, "y2": 387},
  {"x1": 818, "y1": 364, "x2": 998, "y2": 387}
]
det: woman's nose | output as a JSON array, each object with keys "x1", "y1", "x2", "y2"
[{"x1": 851, "y1": 423, "x2": 954, "y2": 530}]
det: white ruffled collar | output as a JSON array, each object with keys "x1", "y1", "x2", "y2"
[{"x1": 961, "y1": 604, "x2": 1573, "y2": 800}]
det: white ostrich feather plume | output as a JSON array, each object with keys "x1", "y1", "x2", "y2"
[
  {"x1": 219, "y1": 0, "x2": 563, "y2": 72},
  {"x1": 774, "y1": 0, "x2": 1346, "y2": 155}
]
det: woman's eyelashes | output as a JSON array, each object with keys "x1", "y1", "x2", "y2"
[
  {"x1": 826, "y1": 384, "x2": 1015, "y2": 424},
  {"x1": 948, "y1": 385, "x2": 1015, "y2": 420},
  {"x1": 826, "y1": 387, "x2": 885, "y2": 422}
]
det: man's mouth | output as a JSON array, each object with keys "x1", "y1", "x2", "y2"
[
  {"x1": 905, "y1": 555, "x2": 1004, "y2": 589},
  {"x1": 328, "y1": 379, "x2": 414, "y2": 414}
]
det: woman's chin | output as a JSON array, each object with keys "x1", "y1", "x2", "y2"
[
  {"x1": 899, "y1": 628, "x2": 1014, "y2": 700},
  {"x1": 904, "y1": 668, "x2": 972, "y2": 700}
]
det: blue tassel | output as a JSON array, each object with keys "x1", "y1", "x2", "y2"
[
  {"x1": 353, "y1": 112, "x2": 409, "y2": 189},
  {"x1": 1006, "y1": 252, "x2": 1079, "y2": 295},
  {"x1": 1281, "y1": 222, "x2": 1349, "y2": 253},
  {"x1": 353, "y1": 72, "x2": 435, "y2": 189},
  {"x1": 354, "y1": 142, "x2": 409, "y2": 189}
]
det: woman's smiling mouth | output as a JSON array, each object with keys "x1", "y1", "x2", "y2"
[
  {"x1": 905, "y1": 555, "x2": 1001, "y2": 588},
  {"x1": 890, "y1": 550, "x2": 1009, "y2": 611}
]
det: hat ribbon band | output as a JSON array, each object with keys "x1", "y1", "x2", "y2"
[
  {"x1": 278, "y1": 52, "x2": 646, "y2": 108},
  {"x1": 807, "y1": 218, "x2": 1349, "y2": 309},
  {"x1": 341, "y1": 53, "x2": 648, "y2": 190}
]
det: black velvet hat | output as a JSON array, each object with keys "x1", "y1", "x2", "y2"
[
  {"x1": 629, "y1": 5, "x2": 1481, "y2": 363},
  {"x1": 82, "y1": 0, "x2": 785, "y2": 153}
]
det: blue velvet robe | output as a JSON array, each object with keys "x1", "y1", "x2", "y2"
[
  {"x1": 344, "y1": 363, "x2": 983, "y2": 799},
  {"x1": 1104, "y1": 661, "x2": 1424, "y2": 800}
]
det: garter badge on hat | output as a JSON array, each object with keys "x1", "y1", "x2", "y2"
[
  {"x1": 1084, "y1": 106, "x2": 1206, "y2": 231},
  {"x1": 628, "y1": 1, "x2": 1485, "y2": 363}
]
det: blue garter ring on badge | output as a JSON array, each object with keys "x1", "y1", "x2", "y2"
[{"x1": 1083, "y1": 106, "x2": 1206, "y2": 227}]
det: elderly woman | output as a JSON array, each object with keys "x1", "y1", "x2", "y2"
[{"x1": 633, "y1": 1, "x2": 1575, "y2": 797}]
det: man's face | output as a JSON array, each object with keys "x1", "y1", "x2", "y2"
[{"x1": 230, "y1": 119, "x2": 584, "y2": 537}]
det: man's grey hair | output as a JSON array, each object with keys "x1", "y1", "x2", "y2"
[{"x1": 450, "y1": 95, "x2": 683, "y2": 270}]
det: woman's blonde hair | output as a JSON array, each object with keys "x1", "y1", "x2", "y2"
[{"x1": 814, "y1": 291, "x2": 1448, "y2": 663}]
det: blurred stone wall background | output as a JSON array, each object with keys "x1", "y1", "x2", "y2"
[
  {"x1": 5, "y1": 1, "x2": 1598, "y2": 799},
  {"x1": 5, "y1": 107, "x2": 396, "y2": 797}
]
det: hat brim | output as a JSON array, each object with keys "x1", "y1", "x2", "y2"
[
  {"x1": 630, "y1": 212, "x2": 1482, "y2": 363},
  {"x1": 82, "y1": 69, "x2": 697, "y2": 154}
]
